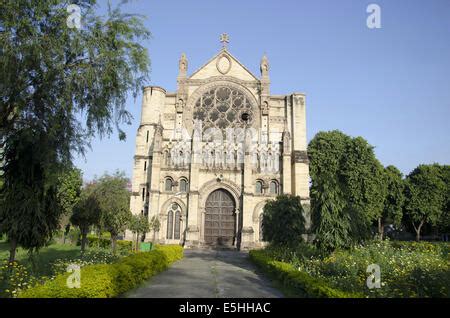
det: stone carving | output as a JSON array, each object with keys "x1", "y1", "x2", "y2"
[{"x1": 216, "y1": 54, "x2": 232, "y2": 75}]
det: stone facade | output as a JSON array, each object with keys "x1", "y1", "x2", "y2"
[{"x1": 126, "y1": 41, "x2": 310, "y2": 250}]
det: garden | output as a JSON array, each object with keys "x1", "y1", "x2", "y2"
[
  {"x1": 251, "y1": 240, "x2": 449, "y2": 298},
  {"x1": 252, "y1": 132, "x2": 450, "y2": 298},
  {"x1": 0, "y1": 234, "x2": 183, "y2": 298}
]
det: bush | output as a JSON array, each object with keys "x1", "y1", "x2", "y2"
[
  {"x1": 18, "y1": 245, "x2": 183, "y2": 298},
  {"x1": 316, "y1": 240, "x2": 450, "y2": 297},
  {"x1": 86, "y1": 235, "x2": 132, "y2": 254},
  {"x1": 249, "y1": 250, "x2": 361, "y2": 298},
  {"x1": 0, "y1": 260, "x2": 39, "y2": 298},
  {"x1": 254, "y1": 241, "x2": 450, "y2": 298},
  {"x1": 262, "y1": 195, "x2": 306, "y2": 246},
  {"x1": 50, "y1": 249, "x2": 120, "y2": 275}
]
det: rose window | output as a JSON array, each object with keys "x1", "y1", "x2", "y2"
[{"x1": 193, "y1": 86, "x2": 254, "y2": 131}]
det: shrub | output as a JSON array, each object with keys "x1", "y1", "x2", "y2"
[
  {"x1": 18, "y1": 245, "x2": 183, "y2": 298},
  {"x1": 262, "y1": 195, "x2": 306, "y2": 246},
  {"x1": 50, "y1": 249, "x2": 120, "y2": 275},
  {"x1": 254, "y1": 241, "x2": 450, "y2": 298},
  {"x1": 249, "y1": 250, "x2": 361, "y2": 298},
  {"x1": 86, "y1": 235, "x2": 132, "y2": 254},
  {"x1": 0, "y1": 260, "x2": 39, "y2": 298}
]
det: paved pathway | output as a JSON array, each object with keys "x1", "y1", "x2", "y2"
[{"x1": 126, "y1": 249, "x2": 283, "y2": 298}]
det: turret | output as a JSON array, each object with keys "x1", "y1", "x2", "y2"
[{"x1": 141, "y1": 86, "x2": 166, "y2": 125}]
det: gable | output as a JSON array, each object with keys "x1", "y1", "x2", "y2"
[{"x1": 189, "y1": 49, "x2": 259, "y2": 81}]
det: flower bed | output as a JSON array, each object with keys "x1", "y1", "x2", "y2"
[
  {"x1": 251, "y1": 241, "x2": 449, "y2": 298},
  {"x1": 18, "y1": 245, "x2": 183, "y2": 298},
  {"x1": 249, "y1": 249, "x2": 361, "y2": 298}
]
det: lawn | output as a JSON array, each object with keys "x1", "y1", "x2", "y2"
[
  {"x1": 0, "y1": 241, "x2": 81, "y2": 277},
  {"x1": 0, "y1": 237, "x2": 125, "y2": 297}
]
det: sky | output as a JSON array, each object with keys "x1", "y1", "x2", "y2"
[{"x1": 74, "y1": 0, "x2": 450, "y2": 181}]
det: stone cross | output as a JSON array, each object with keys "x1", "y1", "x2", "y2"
[{"x1": 220, "y1": 33, "x2": 229, "y2": 48}]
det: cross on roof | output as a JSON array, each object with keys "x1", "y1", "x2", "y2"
[{"x1": 220, "y1": 33, "x2": 229, "y2": 48}]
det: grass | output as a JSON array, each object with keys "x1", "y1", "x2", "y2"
[{"x1": 0, "y1": 240, "x2": 83, "y2": 277}]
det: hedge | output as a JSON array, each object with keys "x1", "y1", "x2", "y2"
[
  {"x1": 18, "y1": 245, "x2": 183, "y2": 298},
  {"x1": 86, "y1": 235, "x2": 132, "y2": 251},
  {"x1": 249, "y1": 250, "x2": 363, "y2": 298}
]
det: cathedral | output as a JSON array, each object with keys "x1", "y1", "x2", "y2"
[{"x1": 127, "y1": 35, "x2": 310, "y2": 249}]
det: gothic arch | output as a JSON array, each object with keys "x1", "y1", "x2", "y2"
[
  {"x1": 253, "y1": 199, "x2": 269, "y2": 222},
  {"x1": 198, "y1": 178, "x2": 241, "y2": 210},
  {"x1": 160, "y1": 197, "x2": 187, "y2": 218}
]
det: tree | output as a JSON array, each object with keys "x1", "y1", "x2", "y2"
[
  {"x1": 129, "y1": 214, "x2": 150, "y2": 251},
  {"x1": 308, "y1": 130, "x2": 385, "y2": 250},
  {"x1": 70, "y1": 184, "x2": 101, "y2": 253},
  {"x1": 262, "y1": 195, "x2": 306, "y2": 246},
  {"x1": 0, "y1": 131, "x2": 64, "y2": 262},
  {"x1": 0, "y1": 1, "x2": 150, "y2": 261},
  {"x1": 405, "y1": 164, "x2": 446, "y2": 241},
  {"x1": 94, "y1": 172, "x2": 132, "y2": 254},
  {"x1": 378, "y1": 165, "x2": 405, "y2": 239},
  {"x1": 149, "y1": 216, "x2": 161, "y2": 243},
  {"x1": 57, "y1": 167, "x2": 83, "y2": 230},
  {"x1": 437, "y1": 165, "x2": 450, "y2": 236}
]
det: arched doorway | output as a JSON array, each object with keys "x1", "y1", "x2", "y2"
[{"x1": 204, "y1": 189, "x2": 236, "y2": 247}]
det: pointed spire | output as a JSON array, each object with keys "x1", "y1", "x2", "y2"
[
  {"x1": 178, "y1": 53, "x2": 188, "y2": 78},
  {"x1": 260, "y1": 53, "x2": 269, "y2": 78}
]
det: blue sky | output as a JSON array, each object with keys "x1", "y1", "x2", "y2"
[{"x1": 74, "y1": 0, "x2": 450, "y2": 181}]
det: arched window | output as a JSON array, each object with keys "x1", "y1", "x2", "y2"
[
  {"x1": 255, "y1": 180, "x2": 263, "y2": 194},
  {"x1": 174, "y1": 210, "x2": 181, "y2": 239},
  {"x1": 166, "y1": 210, "x2": 174, "y2": 239},
  {"x1": 167, "y1": 203, "x2": 181, "y2": 240},
  {"x1": 179, "y1": 179, "x2": 188, "y2": 192},
  {"x1": 165, "y1": 178, "x2": 173, "y2": 191},
  {"x1": 269, "y1": 181, "x2": 279, "y2": 195}
]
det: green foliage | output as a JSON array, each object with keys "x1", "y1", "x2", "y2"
[
  {"x1": 262, "y1": 195, "x2": 306, "y2": 246},
  {"x1": 405, "y1": 164, "x2": 446, "y2": 240},
  {"x1": 255, "y1": 241, "x2": 449, "y2": 298},
  {"x1": 249, "y1": 250, "x2": 360, "y2": 298},
  {"x1": 57, "y1": 168, "x2": 83, "y2": 227},
  {"x1": 94, "y1": 171, "x2": 132, "y2": 253},
  {"x1": 381, "y1": 166, "x2": 405, "y2": 227},
  {"x1": 308, "y1": 130, "x2": 386, "y2": 250},
  {"x1": 70, "y1": 183, "x2": 101, "y2": 252},
  {"x1": 50, "y1": 249, "x2": 120, "y2": 276},
  {"x1": 437, "y1": 165, "x2": 450, "y2": 234},
  {"x1": 18, "y1": 245, "x2": 183, "y2": 298},
  {"x1": 85, "y1": 236, "x2": 131, "y2": 254},
  {"x1": 316, "y1": 241, "x2": 449, "y2": 297},
  {"x1": 0, "y1": 0, "x2": 150, "y2": 261},
  {"x1": 0, "y1": 260, "x2": 39, "y2": 298}
]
